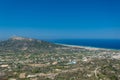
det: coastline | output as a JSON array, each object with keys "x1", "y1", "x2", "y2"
[{"x1": 56, "y1": 43, "x2": 118, "y2": 51}]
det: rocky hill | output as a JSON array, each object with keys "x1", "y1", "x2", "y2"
[{"x1": 0, "y1": 37, "x2": 62, "y2": 53}]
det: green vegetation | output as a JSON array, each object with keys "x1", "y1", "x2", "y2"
[{"x1": 0, "y1": 37, "x2": 120, "y2": 80}]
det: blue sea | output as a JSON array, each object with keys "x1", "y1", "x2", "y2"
[{"x1": 47, "y1": 39, "x2": 120, "y2": 50}]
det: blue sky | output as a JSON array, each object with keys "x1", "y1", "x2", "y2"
[{"x1": 0, "y1": 0, "x2": 120, "y2": 39}]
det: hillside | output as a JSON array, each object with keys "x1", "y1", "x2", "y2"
[{"x1": 0, "y1": 37, "x2": 62, "y2": 53}]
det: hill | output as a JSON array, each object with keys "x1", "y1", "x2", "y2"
[{"x1": 0, "y1": 36, "x2": 62, "y2": 53}]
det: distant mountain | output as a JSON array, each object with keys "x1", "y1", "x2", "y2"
[{"x1": 0, "y1": 36, "x2": 62, "y2": 53}]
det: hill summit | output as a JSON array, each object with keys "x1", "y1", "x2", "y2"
[
  {"x1": 10, "y1": 36, "x2": 33, "y2": 41},
  {"x1": 0, "y1": 36, "x2": 61, "y2": 53}
]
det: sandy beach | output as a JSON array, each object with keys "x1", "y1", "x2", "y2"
[{"x1": 56, "y1": 43, "x2": 112, "y2": 51}]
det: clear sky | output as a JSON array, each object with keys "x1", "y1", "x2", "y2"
[{"x1": 0, "y1": 0, "x2": 120, "y2": 39}]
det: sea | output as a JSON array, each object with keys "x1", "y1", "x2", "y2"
[{"x1": 47, "y1": 39, "x2": 120, "y2": 50}]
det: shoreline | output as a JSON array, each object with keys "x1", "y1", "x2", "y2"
[{"x1": 56, "y1": 43, "x2": 119, "y2": 51}]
